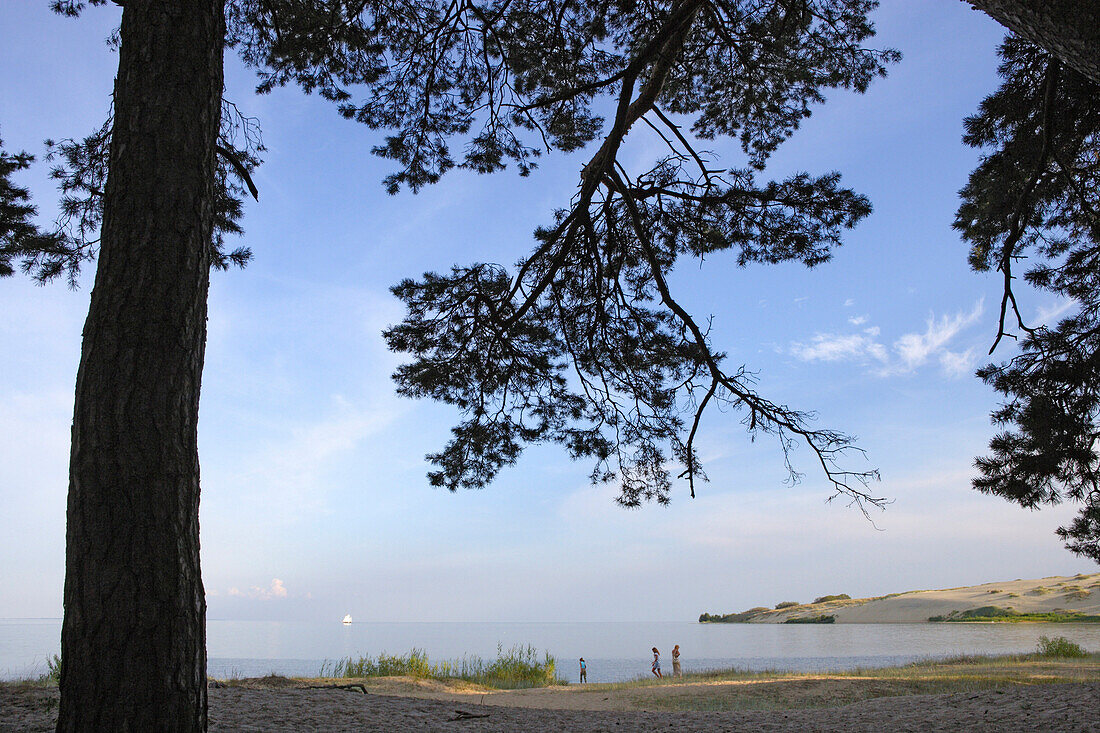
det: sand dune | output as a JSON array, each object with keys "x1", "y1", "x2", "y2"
[{"x1": 738, "y1": 573, "x2": 1100, "y2": 624}]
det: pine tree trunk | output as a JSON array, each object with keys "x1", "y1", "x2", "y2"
[
  {"x1": 57, "y1": 1, "x2": 224, "y2": 730},
  {"x1": 966, "y1": 0, "x2": 1100, "y2": 86}
]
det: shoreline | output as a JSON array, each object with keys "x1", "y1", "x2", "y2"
[{"x1": 5, "y1": 653, "x2": 1099, "y2": 731}]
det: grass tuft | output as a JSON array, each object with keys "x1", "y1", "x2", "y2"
[{"x1": 43, "y1": 654, "x2": 60, "y2": 685}]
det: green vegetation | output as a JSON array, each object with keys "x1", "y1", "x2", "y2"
[
  {"x1": 812, "y1": 594, "x2": 851, "y2": 604},
  {"x1": 775, "y1": 601, "x2": 800, "y2": 609},
  {"x1": 1036, "y1": 636, "x2": 1089, "y2": 658},
  {"x1": 318, "y1": 644, "x2": 563, "y2": 689},
  {"x1": 929, "y1": 606, "x2": 1100, "y2": 623},
  {"x1": 928, "y1": 606, "x2": 1017, "y2": 622},
  {"x1": 784, "y1": 615, "x2": 836, "y2": 624}
]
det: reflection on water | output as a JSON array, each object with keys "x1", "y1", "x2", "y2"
[{"x1": 3, "y1": 618, "x2": 1099, "y2": 683}]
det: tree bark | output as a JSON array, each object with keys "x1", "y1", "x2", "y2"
[
  {"x1": 57, "y1": 1, "x2": 224, "y2": 731},
  {"x1": 966, "y1": 0, "x2": 1100, "y2": 86}
]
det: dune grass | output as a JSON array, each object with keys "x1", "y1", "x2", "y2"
[{"x1": 317, "y1": 643, "x2": 565, "y2": 689}]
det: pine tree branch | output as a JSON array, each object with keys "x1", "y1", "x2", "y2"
[
  {"x1": 216, "y1": 145, "x2": 259, "y2": 201},
  {"x1": 503, "y1": 0, "x2": 704, "y2": 329},
  {"x1": 989, "y1": 58, "x2": 1059, "y2": 355},
  {"x1": 606, "y1": 167, "x2": 883, "y2": 510}
]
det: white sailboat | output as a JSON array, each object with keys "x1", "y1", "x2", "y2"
[{"x1": 342, "y1": 614, "x2": 353, "y2": 624}]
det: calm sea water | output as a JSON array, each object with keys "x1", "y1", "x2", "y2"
[{"x1": 3, "y1": 618, "x2": 1099, "y2": 683}]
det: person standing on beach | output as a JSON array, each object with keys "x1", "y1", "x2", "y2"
[
  {"x1": 672, "y1": 645, "x2": 681, "y2": 678},
  {"x1": 579, "y1": 657, "x2": 587, "y2": 683},
  {"x1": 651, "y1": 647, "x2": 662, "y2": 678}
]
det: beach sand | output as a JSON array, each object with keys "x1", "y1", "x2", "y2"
[{"x1": 4, "y1": 678, "x2": 1098, "y2": 731}]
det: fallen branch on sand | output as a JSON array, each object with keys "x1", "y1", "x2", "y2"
[
  {"x1": 449, "y1": 709, "x2": 491, "y2": 721},
  {"x1": 307, "y1": 683, "x2": 367, "y2": 694}
]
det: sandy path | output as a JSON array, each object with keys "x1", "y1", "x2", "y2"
[{"x1": 3, "y1": 682, "x2": 1098, "y2": 732}]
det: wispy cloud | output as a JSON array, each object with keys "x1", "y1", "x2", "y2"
[
  {"x1": 938, "y1": 349, "x2": 977, "y2": 378},
  {"x1": 892, "y1": 301, "x2": 984, "y2": 373},
  {"x1": 232, "y1": 399, "x2": 397, "y2": 511},
  {"x1": 789, "y1": 300, "x2": 984, "y2": 378},
  {"x1": 1034, "y1": 298, "x2": 1076, "y2": 326}
]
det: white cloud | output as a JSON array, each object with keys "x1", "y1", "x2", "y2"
[
  {"x1": 844, "y1": 299, "x2": 855, "y2": 307},
  {"x1": 790, "y1": 333, "x2": 888, "y2": 363},
  {"x1": 848, "y1": 315, "x2": 868, "y2": 326},
  {"x1": 228, "y1": 578, "x2": 288, "y2": 600}
]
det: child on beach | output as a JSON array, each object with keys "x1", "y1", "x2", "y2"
[
  {"x1": 651, "y1": 647, "x2": 662, "y2": 678},
  {"x1": 579, "y1": 657, "x2": 586, "y2": 683},
  {"x1": 672, "y1": 644, "x2": 681, "y2": 677}
]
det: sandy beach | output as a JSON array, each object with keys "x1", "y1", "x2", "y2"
[
  {"x1": 4, "y1": 679, "x2": 1098, "y2": 732},
  {"x1": 5, "y1": 573, "x2": 1098, "y2": 730}
]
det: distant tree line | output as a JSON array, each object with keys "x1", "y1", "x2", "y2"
[{"x1": 699, "y1": 607, "x2": 772, "y2": 623}]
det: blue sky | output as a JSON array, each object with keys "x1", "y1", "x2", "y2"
[{"x1": 1, "y1": 2, "x2": 1094, "y2": 624}]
